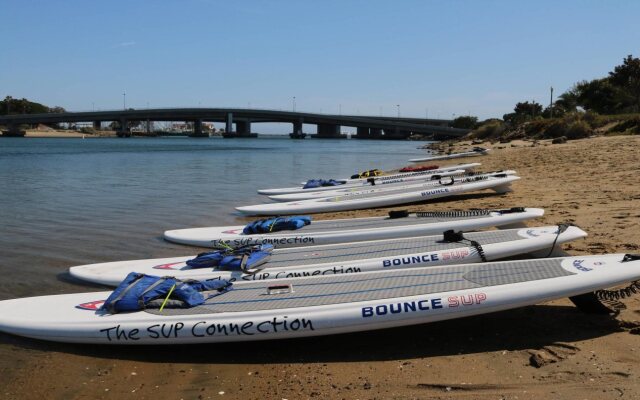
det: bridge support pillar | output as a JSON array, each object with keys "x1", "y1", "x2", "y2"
[
  {"x1": 356, "y1": 127, "x2": 370, "y2": 139},
  {"x1": 145, "y1": 119, "x2": 153, "y2": 135},
  {"x1": 370, "y1": 128, "x2": 382, "y2": 138},
  {"x1": 93, "y1": 121, "x2": 101, "y2": 130},
  {"x1": 316, "y1": 123, "x2": 341, "y2": 138},
  {"x1": 116, "y1": 118, "x2": 130, "y2": 137},
  {"x1": 190, "y1": 119, "x2": 208, "y2": 137},
  {"x1": 236, "y1": 120, "x2": 252, "y2": 136},
  {"x1": 1, "y1": 123, "x2": 26, "y2": 137},
  {"x1": 225, "y1": 113, "x2": 233, "y2": 135},
  {"x1": 288, "y1": 118, "x2": 306, "y2": 138}
]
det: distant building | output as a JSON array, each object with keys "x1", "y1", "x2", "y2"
[{"x1": 170, "y1": 122, "x2": 215, "y2": 132}]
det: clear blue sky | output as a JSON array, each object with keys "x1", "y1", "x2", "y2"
[{"x1": 1, "y1": 0, "x2": 639, "y2": 123}]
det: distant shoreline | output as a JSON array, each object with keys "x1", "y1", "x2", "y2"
[
  {"x1": 13, "y1": 130, "x2": 436, "y2": 140},
  {"x1": 22, "y1": 129, "x2": 117, "y2": 138}
]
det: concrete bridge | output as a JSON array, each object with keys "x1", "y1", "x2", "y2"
[{"x1": 0, "y1": 108, "x2": 469, "y2": 139}]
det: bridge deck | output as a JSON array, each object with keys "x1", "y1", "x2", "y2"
[{"x1": 0, "y1": 108, "x2": 469, "y2": 139}]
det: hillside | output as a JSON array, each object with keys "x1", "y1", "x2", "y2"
[{"x1": 466, "y1": 113, "x2": 640, "y2": 143}]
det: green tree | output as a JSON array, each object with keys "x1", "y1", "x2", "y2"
[
  {"x1": 514, "y1": 101, "x2": 543, "y2": 116},
  {"x1": 574, "y1": 79, "x2": 626, "y2": 114},
  {"x1": 608, "y1": 54, "x2": 640, "y2": 112},
  {"x1": 555, "y1": 90, "x2": 579, "y2": 112},
  {"x1": 542, "y1": 104, "x2": 567, "y2": 118},
  {"x1": 450, "y1": 115, "x2": 478, "y2": 129},
  {"x1": 503, "y1": 101, "x2": 543, "y2": 123},
  {"x1": 0, "y1": 96, "x2": 65, "y2": 115}
]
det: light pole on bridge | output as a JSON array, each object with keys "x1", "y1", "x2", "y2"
[
  {"x1": 292, "y1": 97, "x2": 296, "y2": 112},
  {"x1": 396, "y1": 104, "x2": 400, "y2": 118},
  {"x1": 123, "y1": 92, "x2": 126, "y2": 110}
]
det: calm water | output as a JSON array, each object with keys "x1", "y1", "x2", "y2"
[{"x1": 0, "y1": 136, "x2": 429, "y2": 299}]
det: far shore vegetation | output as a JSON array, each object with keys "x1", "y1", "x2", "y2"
[
  {"x1": 3, "y1": 55, "x2": 640, "y2": 140},
  {"x1": 452, "y1": 54, "x2": 640, "y2": 141}
]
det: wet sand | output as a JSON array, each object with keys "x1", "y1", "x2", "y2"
[{"x1": 2, "y1": 135, "x2": 640, "y2": 400}]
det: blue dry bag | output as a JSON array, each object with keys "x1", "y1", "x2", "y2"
[{"x1": 303, "y1": 179, "x2": 343, "y2": 189}]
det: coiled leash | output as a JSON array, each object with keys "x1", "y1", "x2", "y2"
[
  {"x1": 570, "y1": 254, "x2": 640, "y2": 314},
  {"x1": 387, "y1": 207, "x2": 526, "y2": 220},
  {"x1": 416, "y1": 209, "x2": 490, "y2": 218},
  {"x1": 595, "y1": 254, "x2": 640, "y2": 302},
  {"x1": 439, "y1": 176, "x2": 456, "y2": 186}
]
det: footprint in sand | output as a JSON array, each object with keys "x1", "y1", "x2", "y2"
[{"x1": 528, "y1": 342, "x2": 581, "y2": 368}]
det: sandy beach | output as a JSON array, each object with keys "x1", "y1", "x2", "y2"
[{"x1": 1, "y1": 134, "x2": 640, "y2": 400}]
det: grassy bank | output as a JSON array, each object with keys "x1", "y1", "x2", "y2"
[{"x1": 467, "y1": 112, "x2": 640, "y2": 143}]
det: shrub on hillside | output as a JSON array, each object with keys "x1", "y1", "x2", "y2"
[
  {"x1": 541, "y1": 120, "x2": 569, "y2": 138},
  {"x1": 609, "y1": 117, "x2": 640, "y2": 134},
  {"x1": 451, "y1": 116, "x2": 479, "y2": 129},
  {"x1": 471, "y1": 120, "x2": 506, "y2": 139},
  {"x1": 582, "y1": 111, "x2": 607, "y2": 128},
  {"x1": 524, "y1": 113, "x2": 594, "y2": 139},
  {"x1": 565, "y1": 120, "x2": 593, "y2": 139},
  {"x1": 524, "y1": 120, "x2": 553, "y2": 137}
]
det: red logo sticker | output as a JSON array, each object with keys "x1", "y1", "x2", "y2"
[
  {"x1": 76, "y1": 300, "x2": 105, "y2": 310},
  {"x1": 153, "y1": 262, "x2": 184, "y2": 270}
]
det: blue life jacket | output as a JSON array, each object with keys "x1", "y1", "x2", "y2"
[
  {"x1": 185, "y1": 244, "x2": 273, "y2": 273},
  {"x1": 186, "y1": 251, "x2": 225, "y2": 268},
  {"x1": 243, "y1": 216, "x2": 311, "y2": 235},
  {"x1": 219, "y1": 244, "x2": 273, "y2": 272},
  {"x1": 303, "y1": 179, "x2": 343, "y2": 189},
  {"x1": 101, "y1": 272, "x2": 232, "y2": 314}
]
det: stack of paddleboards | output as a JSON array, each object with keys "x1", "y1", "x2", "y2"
[
  {"x1": 267, "y1": 170, "x2": 516, "y2": 202},
  {"x1": 1, "y1": 157, "x2": 638, "y2": 345},
  {"x1": 258, "y1": 163, "x2": 482, "y2": 195},
  {"x1": 238, "y1": 170, "x2": 520, "y2": 215}
]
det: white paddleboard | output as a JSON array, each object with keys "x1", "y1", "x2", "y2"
[
  {"x1": 164, "y1": 207, "x2": 544, "y2": 248},
  {"x1": 259, "y1": 163, "x2": 482, "y2": 195},
  {"x1": 236, "y1": 175, "x2": 520, "y2": 216},
  {"x1": 71, "y1": 226, "x2": 586, "y2": 286},
  {"x1": 268, "y1": 169, "x2": 466, "y2": 197},
  {"x1": 409, "y1": 148, "x2": 491, "y2": 163},
  {"x1": 2, "y1": 254, "x2": 638, "y2": 344},
  {"x1": 269, "y1": 170, "x2": 516, "y2": 202}
]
